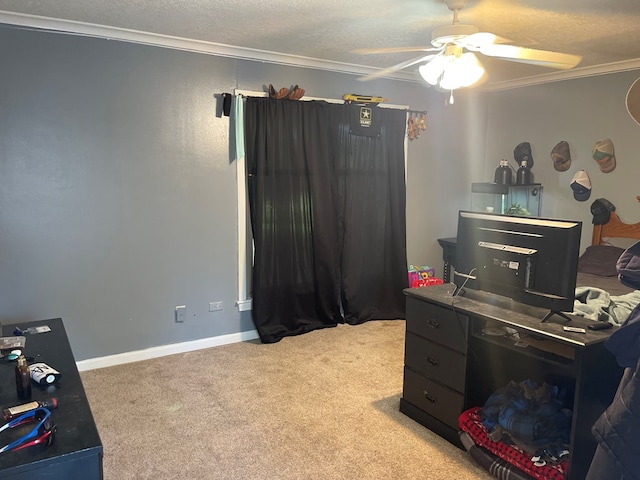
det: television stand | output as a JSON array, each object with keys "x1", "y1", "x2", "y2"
[
  {"x1": 541, "y1": 310, "x2": 573, "y2": 323},
  {"x1": 401, "y1": 284, "x2": 623, "y2": 480}
]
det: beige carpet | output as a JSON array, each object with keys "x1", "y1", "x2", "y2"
[{"x1": 81, "y1": 320, "x2": 492, "y2": 480}]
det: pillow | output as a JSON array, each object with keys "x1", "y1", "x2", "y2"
[
  {"x1": 603, "y1": 237, "x2": 640, "y2": 249},
  {"x1": 578, "y1": 245, "x2": 626, "y2": 276}
]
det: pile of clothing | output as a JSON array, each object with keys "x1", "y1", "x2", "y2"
[
  {"x1": 480, "y1": 380, "x2": 572, "y2": 466},
  {"x1": 458, "y1": 379, "x2": 572, "y2": 480},
  {"x1": 458, "y1": 403, "x2": 568, "y2": 480}
]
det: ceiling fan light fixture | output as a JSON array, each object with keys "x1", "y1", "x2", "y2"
[
  {"x1": 451, "y1": 52, "x2": 485, "y2": 87},
  {"x1": 419, "y1": 51, "x2": 485, "y2": 90},
  {"x1": 418, "y1": 55, "x2": 448, "y2": 85}
]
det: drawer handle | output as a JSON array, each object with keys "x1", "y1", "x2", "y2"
[
  {"x1": 423, "y1": 390, "x2": 437, "y2": 403},
  {"x1": 427, "y1": 318, "x2": 440, "y2": 329},
  {"x1": 426, "y1": 356, "x2": 439, "y2": 366}
]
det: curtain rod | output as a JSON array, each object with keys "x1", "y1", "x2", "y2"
[{"x1": 233, "y1": 89, "x2": 410, "y2": 111}]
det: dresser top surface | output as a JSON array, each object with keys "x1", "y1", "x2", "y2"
[{"x1": 405, "y1": 284, "x2": 615, "y2": 347}]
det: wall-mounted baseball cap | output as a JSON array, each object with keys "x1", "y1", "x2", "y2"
[
  {"x1": 590, "y1": 198, "x2": 615, "y2": 224},
  {"x1": 550, "y1": 141, "x2": 571, "y2": 172},
  {"x1": 514, "y1": 142, "x2": 533, "y2": 168},
  {"x1": 592, "y1": 138, "x2": 616, "y2": 173},
  {"x1": 570, "y1": 170, "x2": 591, "y2": 201}
]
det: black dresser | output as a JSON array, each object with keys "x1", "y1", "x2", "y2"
[
  {"x1": 0, "y1": 318, "x2": 103, "y2": 479},
  {"x1": 400, "y1": 284, "x2": 623, "y2": 480}
]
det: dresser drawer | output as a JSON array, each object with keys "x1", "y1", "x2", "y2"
[
  {"x1": 406, "y1": 296, "x2": 468, "y2": 353},
  {"x1": 405, "y1": 332, "x2": 467, "y2": 392},
  {"x1": 402, "y1": 367, "x2": 465, "y2": 429}
]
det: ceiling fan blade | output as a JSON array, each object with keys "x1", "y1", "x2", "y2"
[
  {"x1": 358, "y1": 53, "x2": 440, "y2": 81},
  {"x1": 353, "y1": 46, "x2": 442, "y2": 55},
  {"x1": 457, "y1": 32, "x2": 511, "y2": 49},
  {"x1": 478, "y1": 44, "x2": 582, "y2": 69}
]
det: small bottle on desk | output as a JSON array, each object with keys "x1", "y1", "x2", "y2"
[
  {"x1": 15, "y1": 355, "x2": 32, "y2": 401},
  {"x1": 3, "y1": 398, "x2": 58, "y2": 421}
]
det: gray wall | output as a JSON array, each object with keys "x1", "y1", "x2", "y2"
[
  {"x1": 0, "y1": 26, "x2": 475, "y2": 360},
  {"x1": 406, "y1": 89, "x2": 489, "y2": 266},
  {"x1": 483, "y1": 71, "x2": 640, "y2": 252},
  {"x1": 6, "y1": 25, "x2": 637, "y2": 362}
]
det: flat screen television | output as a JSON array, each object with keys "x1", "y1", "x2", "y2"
[{"x1": 453, "y1": 210, "x2": 582, "y2": 322}]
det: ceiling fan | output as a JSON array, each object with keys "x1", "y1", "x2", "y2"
[{"x1": 356, "y1": 0, "x2": 583, "y2": 88}]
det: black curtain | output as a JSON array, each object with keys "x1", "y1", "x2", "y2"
[
  {"x1": 245, "y1": 98, "x2": 407, "y2": 343},
  {"x1": 336, "y1": 106, "x2": 408, "y2": 324}
]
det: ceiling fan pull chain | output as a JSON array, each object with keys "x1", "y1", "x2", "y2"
[{"x1": 449, "y1": 90, "x2": 455, "y2": 105}]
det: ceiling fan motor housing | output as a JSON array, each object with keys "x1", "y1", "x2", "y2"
[{"x1": 431, "y1": 24, "x2": 479, "y2": 48}]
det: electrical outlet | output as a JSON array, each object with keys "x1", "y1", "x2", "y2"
[
  {"x1": 175, "y1": 305, "x2": 186, "y2": 323},
  {"x1": 209, "y1": 301, "x2": 223, "y2": 312}
]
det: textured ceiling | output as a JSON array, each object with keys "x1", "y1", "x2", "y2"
[{"x1": 1, "y1": 0, "x2": 640, "y2": 89}]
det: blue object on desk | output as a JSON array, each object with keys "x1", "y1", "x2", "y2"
[{"x1": 0, "y1": 408, "x2": 55, "y2": 453}]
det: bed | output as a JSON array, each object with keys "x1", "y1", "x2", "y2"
[
  {"x1": 577, "y1": 211, "x2": 640, "y2": 296},
  {"x1": 573, "y1": 211, "x2": 640, "y2": 324}
]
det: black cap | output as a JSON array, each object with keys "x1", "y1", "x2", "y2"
[
  {"x1": 590, "y1": 198, "x2": 616, "y2": 225},
  {"x1": 514, "y1": 142, "x2": 533, "y2": 168}
]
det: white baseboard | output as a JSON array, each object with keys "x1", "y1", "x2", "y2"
[{"x1": 76, "y1": 329, "x2": 260, "y2": 371}]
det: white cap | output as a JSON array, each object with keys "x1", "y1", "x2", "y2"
[{"x1": 570, "y1": 170, "x2": 591, "y2": 201}]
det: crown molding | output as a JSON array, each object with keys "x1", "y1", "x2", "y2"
[
  {"x1": 481, "y1": 58, "x2": 640, "y2": 91},
  {"x1": 1, "y1": 10, "x2": 639, "y2": 91},
  {"x1": 0, "y1": 11, "x2": 417, "y2": 82}
]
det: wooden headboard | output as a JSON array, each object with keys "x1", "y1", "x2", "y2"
[{"x1": 592, "y1": 211, "x2": 640, "y2": 245}]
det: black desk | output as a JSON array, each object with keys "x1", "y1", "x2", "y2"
[
  {"x1": 401, "y1": 284, "x2": 623, "y2": 480},
  {"x1": 0, "y1": 318, "x2": 103, "y2": 479}
]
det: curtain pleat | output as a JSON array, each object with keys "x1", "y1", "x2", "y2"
[{"x1": 244, "y1": 98, "x2": 407, "y2": 343}]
